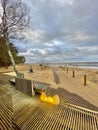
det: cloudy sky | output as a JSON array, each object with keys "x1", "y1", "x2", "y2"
[{"x1": 15, "y1": 0, "x2": 98, "y2": 63}]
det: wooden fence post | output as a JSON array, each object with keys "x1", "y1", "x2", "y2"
[
  {"x1": 67, "y1": 68, "x2": 68, "y2": 73},
  {"x1": 73, "y1": 70, "x2": 75, "y2": 77},
  {"x1": 84, "y1": 74, "x2": 87, "y2": 86}
]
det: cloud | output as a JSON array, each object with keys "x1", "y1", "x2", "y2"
[
  {"x1": 20, "y1": 45, "x2": 98, "y2": 63},
  {"x1": 16, "y1": 0, "x2": 98, "y2": 63}
]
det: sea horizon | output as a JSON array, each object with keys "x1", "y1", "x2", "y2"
[{"x1": 25, "y1": 61, "x2": 98, "y2": 69}]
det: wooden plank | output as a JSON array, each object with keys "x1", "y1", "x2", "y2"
[
  {"x1": 33, "y1": 80, "x2": 50, "y2": 93},
  {"x1": 0, "y1": 92, "x2": 13, "y2": 130},
  {"x1": 15, "y1": 78, "x2": 34, "y2": 97}
]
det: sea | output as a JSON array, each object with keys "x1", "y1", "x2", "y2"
[{"x1": 48, "y1": 62, "x2": 98, "y2": 69}]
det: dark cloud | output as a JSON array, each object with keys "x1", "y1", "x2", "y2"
[{"x1": 18, "y1": 0, "x2": 98, "y2": 63}]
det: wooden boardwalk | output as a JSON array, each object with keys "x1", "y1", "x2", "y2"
[
  {"x1": 57, "y1": 87, "x2": 98, "y2": 111},
  {"x1": 19, "y1": 103, "x2": 98, "y2": 130},
  {"x1": 0, "y1": 85, "x2": 20, "y2": 130},
  {"x1": 53, "y1": 68, "x2": 60, "y2": 84},
  {"x1": 1, "y1": 82, "x2": 98, "y2": 130},
  {"x1": 0, "y1": 74, "x2": 98, "y2": 130}
]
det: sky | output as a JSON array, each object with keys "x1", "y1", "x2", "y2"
[{"x1": 14, "y1": 0, "x2": 98, "y2": 63}]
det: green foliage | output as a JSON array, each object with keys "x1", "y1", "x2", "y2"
[
  {"x1": 0, "y1": 37, "x2": 10, "y2": 67},
  {"x1": 15, "y1": 56, "x2": 25, "y2": 64},
  {"x1": 0, "y1": 37, "x2": 25, "y2": 67}
]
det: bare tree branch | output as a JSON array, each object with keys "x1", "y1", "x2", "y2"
[
  {"x1": 0, "y1": 0, "x2": 30, "y2": 76},
  {"x1": 0, "y1": 0, "x2": 30, "y2": 39}
]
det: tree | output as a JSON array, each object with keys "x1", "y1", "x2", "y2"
[
  {"x1": 9, "y1": 42, "x2": 25, "y2": 64},
  {"x1": 0, "y1": 37, "x2": 25, "y2": 68},
  {"x1": 0, "y1": 37, "x2": 10, "y2": 67},
  {"x1": 0, "y1": 0, "x2": 30, "y2": 76}
]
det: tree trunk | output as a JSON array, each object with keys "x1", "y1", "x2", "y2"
[
  {"x1": 5, "y1": 62, "x2": 8, "y2": 69},
  {"x1": 5, "y1": 39, "x2": 19, "y2": 76},
  {"x1": 1, "y1": 1, "x2": 19, "y2": 77}
]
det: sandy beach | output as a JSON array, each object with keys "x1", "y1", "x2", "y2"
[
  {"x1": 1, "y1": 64, "x2": 98, "y2": 108},
  {"x1": 1, "y1": 64, "x2": 98, "y2": 130}
]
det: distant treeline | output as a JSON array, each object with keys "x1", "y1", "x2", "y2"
[{"x1": 0, "y1": 37, "x2": 25, "y2": 68}]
